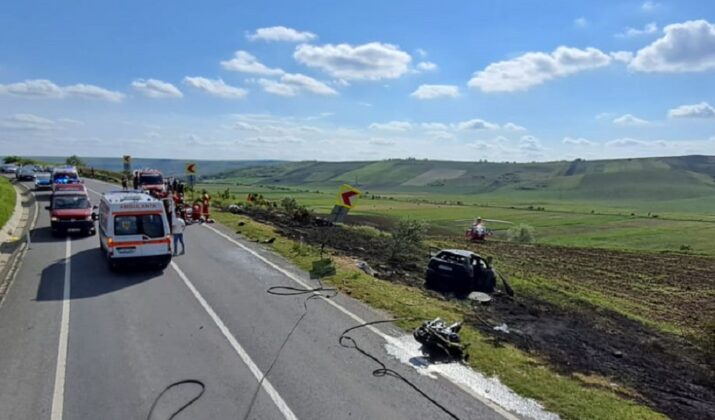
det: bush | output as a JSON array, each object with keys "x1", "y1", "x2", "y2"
[
  {"x1": 66, "y1": 155, "x2": 85, "y2": 167},
  {"x1": 389, "y1": 219, "x2": 427, "y2": 262},
  {"x1": 507, "y1": 224, "x2": 535, "y2": 244},
  {"x1": 280, "y1": 196, "x2": 312, "y2": 223}
]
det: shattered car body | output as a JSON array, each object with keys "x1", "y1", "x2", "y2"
[
  {"x1": 425, "y1": 249, "x2": 496, "y2": 295},
  {"x1": 413, "y1": 318, "x2": 468, "y2": 360}
]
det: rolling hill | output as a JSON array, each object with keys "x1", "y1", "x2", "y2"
[{"x1": 214, "y1": 155, "x2": 715, "y2": 200}]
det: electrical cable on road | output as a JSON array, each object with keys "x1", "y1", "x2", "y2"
[
  {"x1": 146, "y1": 379, "x2": 205, "y2": 420},
  {"x1": 338, "y1": 319, "x2": 463, "y2": 420},
  {"x1": 241, "y1": 279, "x2": 337, "y2": 420}
]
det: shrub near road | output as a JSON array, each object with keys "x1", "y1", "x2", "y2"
[{"x1": 0, "y1": 177, "x2": 16, "y2": 231}]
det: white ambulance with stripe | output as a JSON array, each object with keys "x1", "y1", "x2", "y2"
[{"x1": 98, "y1": 190, "x2": 172, "y2": 270}]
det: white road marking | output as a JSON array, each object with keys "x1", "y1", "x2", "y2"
[
  {"x1": 170, "y1": 262, "x2": 298, "y2": 420},
  {"x1": 51, "y1": 237, "x2": 72, "y2": 420},
  {"x1": 203, "y1": 223, "x2": 518, "y2": 420},
  {"x1": 85, "y1": 187, "x2": 102, "y2": 196}
]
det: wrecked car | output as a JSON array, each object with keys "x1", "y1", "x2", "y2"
[{"x1": 425, "y1": 249, "x2": 496, "y2": 295}]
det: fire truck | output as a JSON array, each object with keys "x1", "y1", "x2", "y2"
[{"x1": 134, "y1": 169, "x2": 167, "y2": 198}]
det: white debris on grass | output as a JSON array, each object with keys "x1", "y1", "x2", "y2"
[{"x1": 384, "y1": 334, "x2": 559, "y2": 420}]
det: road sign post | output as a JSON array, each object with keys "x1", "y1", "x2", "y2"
[
  {"x1": 329, "y1": 184, "x2": 361, "y2": 223},
  {"x1": 186, "y1": 163, "x2": 197, "y2": 201},
  {"x1": 122, "y1": 155, "x2": 131, "y2": 175}
]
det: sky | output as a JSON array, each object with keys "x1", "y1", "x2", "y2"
[{"x1": 1, "y1": 0, "x2": 714, "y2": 162}]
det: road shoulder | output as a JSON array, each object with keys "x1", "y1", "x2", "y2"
[{"x1": 0, "y1": 182, "x2": 37, "y2": 304}]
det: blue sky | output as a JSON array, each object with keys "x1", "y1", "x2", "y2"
[{"x1": 1, "y1": 0, "x2": 714, "y2": 162}]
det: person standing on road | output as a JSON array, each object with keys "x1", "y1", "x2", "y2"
[
  {"x1": 121, "y1": 176, "x2": 128, "y2": 190},
  {"x1": 172, "y1": 216, "x2": 186, "y2": 255}
]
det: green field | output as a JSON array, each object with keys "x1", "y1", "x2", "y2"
[
  {"x1": 0, "y1": 177, "x2": 16, "y2": 232},
  {"x1": 200, "y1": 155, "x2": 715, "y2": 254},
  {"x1": 201, "y1": 183, "x2": 715, "y2": 255}
]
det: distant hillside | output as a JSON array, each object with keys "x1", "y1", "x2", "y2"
[
  {"x1": 214, "y1": 155, "x2": 715, "y2": 203},
  {"x1": 28, "y1": 156, "x2": 283, "y2": 177}
]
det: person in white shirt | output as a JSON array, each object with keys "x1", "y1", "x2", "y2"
[{"x1": 172, "y1": 217, "x2": 186, "y2": 255}]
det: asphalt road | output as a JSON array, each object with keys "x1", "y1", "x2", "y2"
[{"x1": 0, "y1": 178, "x2": 510, "y2": 420}]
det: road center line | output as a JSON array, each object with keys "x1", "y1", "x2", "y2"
[
  {"x1": 170, "y1": 262, "x2": 298, "y2": 420},
  {"x1": 51, "y1": 236, "x2": 71, "y2": 420}
]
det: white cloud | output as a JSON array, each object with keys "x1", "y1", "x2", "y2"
[
  {"x1": 64, "y1": 84, "x2": 125, "y2": 102},
  {"x1": 503, "y1": 122, "x2": 526, "y2": 131},
  {"x1": 281, "y1": 73, "x2": 337, "y2": 95},
  {"x1": 563, "y1": 136, "x2": 595, "y2": 146},
  {"x1": 247, "y1": 26, "x2": 317, "y2": 42},
  {"x1": 256, "y1": 73, "x2": 337, "y2": 96},
  {"x1": 369, "y1": 121, "x2": 412, "y2": 131},
  {"x1": 574, "y1": 17, "x2": 588, "y2": 28},
  {"x1": 183, "y1": 77, "x2": 247, "y2": 99},
  {"x1": 610, "y1": 51, "x2": 634, "y2": 63},
  {"x1": 615, "y1": 22, "x2": 658, "y2": 38},
  {"x1": 606, "y1": 137, "x2": 648, "y2": 147},
  {"x1": 468, "y1": 46, "x2": 612, "y2": 92},
  {"x1": 294, "y1": 42, "x2": 412, "y2": 80},
  {"x1": 420, "y1": 122, "x2": 449, "y2": 130},
  {"x1": 221, "y1": 51, "x2": 285, "y2": 75},
  {"x1": 1, "y1": 113, "x2": 56, "y2": 130},
  {"x1": 0, "y1": 79, "x2": 64, "y2": 98},
  {"x1": 234, "y1": 121, "x2": 261, "y2": 131},
  {"x1": 246, "y1": 135, "x2": 304, "y2": 144},
  {"x1": 641, "y1": 1, "x2": 660, "y2": 12},
  {"x1": 427, "y1": 131, "x2": 455, "y2": 141},
  {"x1": 416, "y1": 48, "x2": 428, "y2": 58},
  {"x1": 0, "y1": 79, "x2": 124, "y2": 102},
  {"x1": 410, "y1": 84, "x2": 459, "y2": 99},
  {"x1": 369, "y1": 139, "x2": 397, "y2": 146},
  {"x1": 613, "y1": 113, "x2": 649, "y2": 125},
  {"x1": 416, "y1": 61, "x2": 438, "y2": 71},
  {"x1": 668, "y1": 102, "x2": 715, "y2": 119},
  {"x1": 257, "y1": 79, "x2": 296, "y2": 96},
  {"x1": 519, "y1": 135, "x2": 544, "y2": 151},
  {"x1": 630, "y1": 20, "x2": 715, "y2": 72},
  {"x1": 131, "y1": 79, "x2": 183, "y2": 98},
  {"x1": 456, "y1": 118, "x2": 499, "y2": 130}
]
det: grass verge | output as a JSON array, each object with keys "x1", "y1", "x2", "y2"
[
  {"x1": 0, "y1": 177, "x2": 17, "y2": 231},
  {"x1": 213, "y1": 209, "x2": 665, "y2": 420}
]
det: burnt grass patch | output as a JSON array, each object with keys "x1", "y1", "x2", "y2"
[{"x1": 223, "y1": 205, "x2": 715, "y2": 419}]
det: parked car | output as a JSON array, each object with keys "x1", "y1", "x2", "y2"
[
  {"x1": 46, "y1": 189, "x2": 97, "y2": 236},
  {"x1": 17, "y1": 166, "x2": 36, "y2": 181},
  {"x1": 34, "y1": 172, "x2": 52, "y2": 190},
  {"x1": 1, "y1": 164, "x2": 18, "y2": 174}
]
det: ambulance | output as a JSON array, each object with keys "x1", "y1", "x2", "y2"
[{"x1": 97, "y1": 190, "x2": 172, "y2": 270}]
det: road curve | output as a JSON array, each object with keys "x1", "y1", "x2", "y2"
[{"x1": 0, "y1": 177, "x2": 510, "y2": 420}]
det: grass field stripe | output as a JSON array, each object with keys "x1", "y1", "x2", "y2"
[
  {"x1": 171, "y1": 261, "x2": 298, "y2": 420},
  {"x1": 50, "y1": 236, "x2": 71, "y2": 420}
]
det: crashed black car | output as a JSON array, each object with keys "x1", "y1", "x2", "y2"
[{"x1": 425, "y1": 249, "x2": 496, "y2": 295}]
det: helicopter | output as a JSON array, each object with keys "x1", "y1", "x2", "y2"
[{"x1": 459, "y1": 217, "x2": 514, "y2": 242}]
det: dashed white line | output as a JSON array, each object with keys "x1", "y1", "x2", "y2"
[
  {"x1": 170, "y1": 261, "x2": 298, "y2": 420},
  {"x1": 50, "y1": 236, "x2": 72, "y2": 420}
]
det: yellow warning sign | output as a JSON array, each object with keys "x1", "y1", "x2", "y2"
[{"x1": 335, "y1": 184, "x2": 361, "y2": 209}]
